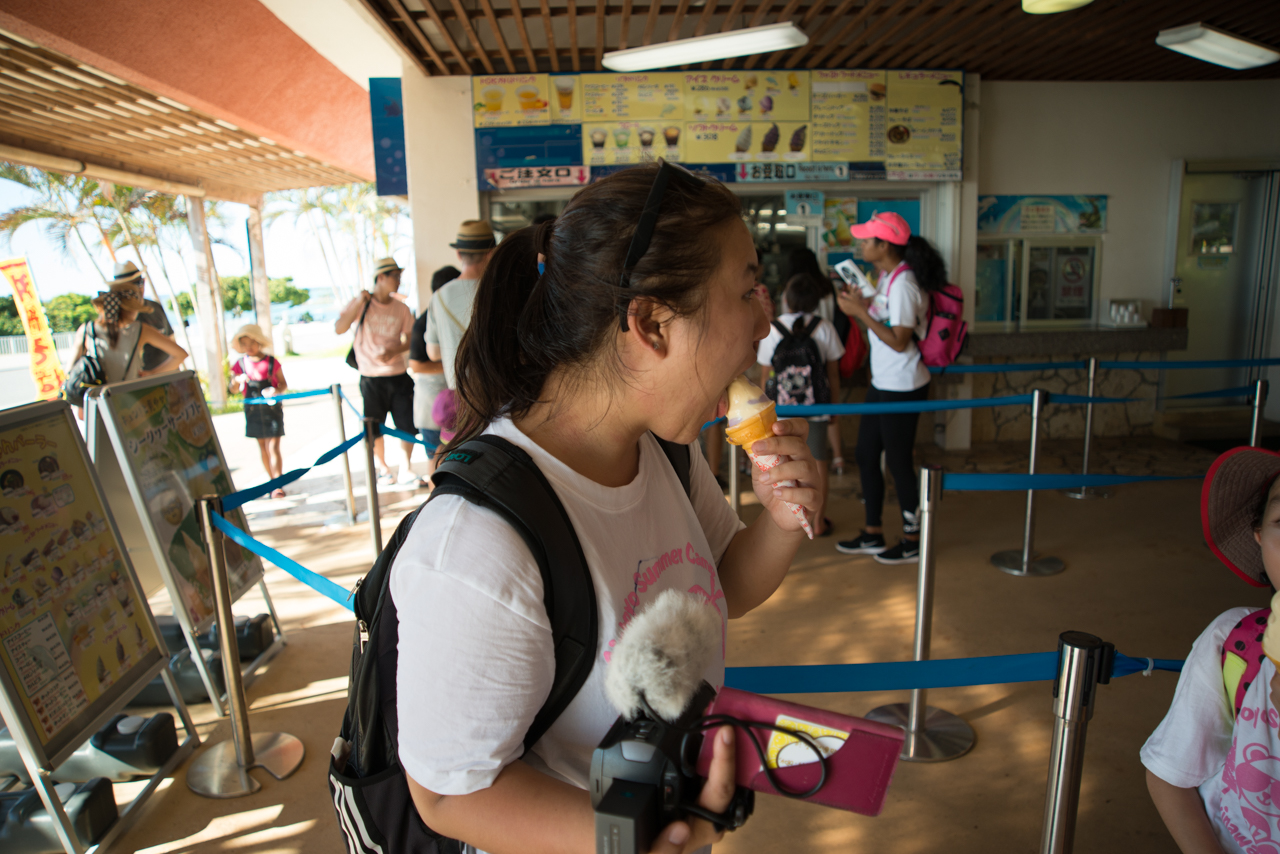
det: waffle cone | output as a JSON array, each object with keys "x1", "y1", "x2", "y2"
[{"x1": 725, "y1": 406, "x2": 776, "y2": 447}]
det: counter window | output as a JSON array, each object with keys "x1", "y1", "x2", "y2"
[{"x1": 975, "y1": 236, "x2": 1101, "y2": 330}]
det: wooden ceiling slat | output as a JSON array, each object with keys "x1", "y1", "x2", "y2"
[
  {"x1": 981, "y1": 0, "x2": 1153, "y2": 78},
  {"x1": 838, "y1": 0, "x2": 935, "y2": 68},
  {"x1": 619, "y1": 0, "x2": 634, "y2": 50},
  {"x1": 569, "y1": 0, "x2": 583, "y2": 68},
  {"x1": 858, "y1": 0, "x2": 965, "y2": 66},
  {"x1": 724, "y1": 0, "x2": 775, "y2": 67},
  {"x1": 700, "y1": 0, "x2": 746, "y2": 68},
  {"x1": 539, "y1": 0, "x2": 562, "y2": 70},
  {"x1": 922, "y1": 2, "x2": 1041, "y2": 73},
  {"x1": 742, "y1": 0, "x2": 802, "y2": 68},
  {"x1": 448, "y1": 0, "x2": 497, "y2": 73},
  {"x1": 667, "y1": 0, "x2": 693, "y2": 42},
  {"x1": 477, "y1": 0, "x2": 519, "y2": 71},
  {"x1": 414, "y1": 0, "x2": 474, "y2": 73},
  {"x1": 596, "y1": 0, "x2": 607, "y2": 68},
  {"x1": 508, "y1": 0, "x2": 541, "y2": 71},
  {"x1": 642, "y1": 0, "x2": 662, "y2": 45},
  {"x1": 788, "y1": 0, "x2": 879, "y2": 69},
  {"x1": 383, "y1": 0, "x2": 454, "y2": 74},
  {"x1": 902, "y1": 0, "x2": 1008, "y2": 67},
  {"x1": 693, "y1": 0, "x2": 721, "y2": 38}
]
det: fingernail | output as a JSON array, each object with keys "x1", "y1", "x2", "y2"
[
  {"x1": 721, "y1": 727, "x2": 734, "y2": 745},
  {"x1": 668, "y1": 824, "x2": 690, "y2": 845}
]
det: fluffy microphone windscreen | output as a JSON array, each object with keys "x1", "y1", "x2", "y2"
[{"x1": 604, "y1": 589, "x2": 721, "y2": 722}]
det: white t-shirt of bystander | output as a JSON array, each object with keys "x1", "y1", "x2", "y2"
[
  {"x1": 390, "y1": 417, "x2": 744, "y2": 809},
  {"x1": 756, "y1": 311, "x2": 846, "y2": 369},
  {"x1": 866, "y1": 262, "x2": 930, "y2": 392},
  {"x1": 424, "y1": 277, "x2": 478, "y2": 389},
  {"x1": 1141, "y1": 607, "x2": 1280, "y2": 854}
]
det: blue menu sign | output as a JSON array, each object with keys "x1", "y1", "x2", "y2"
[{"x1": 369, "y1": 78, "x2": 407, "y2": 196}]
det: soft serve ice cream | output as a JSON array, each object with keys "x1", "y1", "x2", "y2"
[{"x1": 724, "y1": 376, "x2": 814, "y2": 539}]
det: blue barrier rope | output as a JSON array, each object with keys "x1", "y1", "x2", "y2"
[
  {"x1": 1100, "y1": 358, "x2": 1280, "y2": 370},
  {"x1": 725, "y1": 651, "x2": 1181, "y2": 694},
  {"x1": 383, "y1": 425, "x2": 439, "y2": 452},
  {"x1": 222, "y1": 433, "x2": 365, "y2": 511},
  {"x1": 931, "y1": 361, "x2": 1087, "y2": 375},
  {"x1": 943, "y1": 472, "x2": 1199, "y2": 491},
  {"x1": 1166, "y1": 385, "x2": 1256, "y2": 400},
  {"x1": 779, "y1": 394, "x2": 1034, "y2": 417},
  {"x1": 211, "y1": 511, "x2": 355, "y2": 612},
  {"x1": 338, "y1": 387, "x2": 363, "y2": 419},
  {"x1": 242, "y1": 388, "x2": 333, "y2": 404}
]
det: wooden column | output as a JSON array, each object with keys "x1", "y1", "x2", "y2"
[
  {"x1": 246, "y1": 204, "x2": 272, "y2": 345},
  {"x1": 186, "y1": 195, "x2": 227, "y2": 406}
]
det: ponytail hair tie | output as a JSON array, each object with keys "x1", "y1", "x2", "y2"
[{"x1": 537, "y1": 261, "x2": 545, "y2": 276}]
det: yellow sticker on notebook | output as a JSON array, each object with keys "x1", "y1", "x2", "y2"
[{"x1": 765, "y1": 714, "x2": 849, "y2": 769}]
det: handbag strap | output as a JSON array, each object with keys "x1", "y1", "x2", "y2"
[{"x1": 354, "y1": 294, "x2": 373, "y2": 343}]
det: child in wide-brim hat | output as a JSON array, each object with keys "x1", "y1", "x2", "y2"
[
  {"x1": 230, "y1": 324, "x2": 289, "y2": 497},
  {"x1": 1142, "y1": 446, "x2": 1280, "y2": 852}
]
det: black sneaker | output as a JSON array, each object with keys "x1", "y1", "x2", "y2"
[
  {"x1": 835, "y1": 531, "x2": 887, "y2": 555},
  {"x1": 874, "y1": 540, "x2": 920, "y2": 565}
]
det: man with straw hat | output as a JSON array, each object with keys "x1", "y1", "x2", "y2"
[
  {"x1": 336, "y1": 256, "x2": 418, "y2": 485},
  {"x1": 109, "y1": 261, "x2": 177, "y2": 373},
  {"x1": 425, "y1": 219, "x2": 496, "y2": 392}
]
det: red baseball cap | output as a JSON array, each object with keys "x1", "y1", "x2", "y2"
[
  {"x1": 850, "y1": 211, "x2": 911, "y2": 246},
  {"x1": 1202, "y1": 446, "x2": 1280, "y2": 587}
]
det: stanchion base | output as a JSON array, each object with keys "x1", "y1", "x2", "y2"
[
  {"x1": 864, "y1": 703, "x2": 975, "y2": 762},
  {"x1": 991, "y1": 549, "x2": 1066, "y2": 576},
  {"x1": 1061, "y1": 486, "x2": 1111, "y2": 500},
  {"x1": 188, "y1": 732, "x2": 306, "y2": 798}
]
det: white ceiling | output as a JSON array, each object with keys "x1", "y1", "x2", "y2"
[{"x1": 259, "y1": 0, "x2": 406, "y2": 89}]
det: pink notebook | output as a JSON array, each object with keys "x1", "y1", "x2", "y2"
[{"x1": 694, "y1": 687, "x2": 904, "y2": 816}]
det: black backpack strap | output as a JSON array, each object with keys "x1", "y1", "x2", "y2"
[
  {"x1": 653, "y1": 434, "x2": 691, "y2": 497},
  {"x1": 430, "y1": 436, "x2": 598, "y2": 751},
  {"x1": 771, "y1": 319, "x2": 789, "y2": 339},
  {"x1": 802, "y1": 316, "x2": 822, "y2": 338}
]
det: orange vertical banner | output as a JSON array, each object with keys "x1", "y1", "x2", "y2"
[{"x1": 1, "y1": 257, "x2": 67, "y2": 401}]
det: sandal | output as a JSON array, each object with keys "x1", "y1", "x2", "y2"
[
  {"x1": 830, "y1": 456, "x2": 845, "y2": 475},
  {"x1": 271, "y1": 488, "x2": 286, "y2": 499}
]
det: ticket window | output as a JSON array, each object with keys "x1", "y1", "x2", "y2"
[
  {"x1": 976, "y1": 236, "x2": 1101, "y2": 330},
  {"x1": 741, "y1": 195, "x2": 809, "y2": 298},
  {"x1": 489, "y1": 200, "x2": 566, "y2": 241}
]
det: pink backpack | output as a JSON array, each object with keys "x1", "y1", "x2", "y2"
[{"x1": 918, "y1": 283, "x2": 968, "y2": 368}]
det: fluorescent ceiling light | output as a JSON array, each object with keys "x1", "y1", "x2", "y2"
[
  {"x1": 1156, "y1": 23, "x2": 1280, "y2": 70},
  {"x1": 1022, "y1": 0, "x2": 1094, "y2": 13},
  {"x1": 602, "y1": 22, "x2": 807, "y2": 72}
]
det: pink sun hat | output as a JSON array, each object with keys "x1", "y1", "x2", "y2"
[{"x1": 850, "y1": 211, "x2": 911, "y2": 246}]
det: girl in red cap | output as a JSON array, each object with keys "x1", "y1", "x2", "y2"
[{"x1": 1143, "y1": 446, "x2": 1280, "y2": 852}]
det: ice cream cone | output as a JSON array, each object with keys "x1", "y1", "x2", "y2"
[
  {"x1": 724, "y1": 375, "x2": 814, "y2": 539},
  {"x1": 725, "y1": 406, "x2": 776, "y2": 448}
]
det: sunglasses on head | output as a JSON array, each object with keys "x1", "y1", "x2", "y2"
[{"x1": 617, "y1": 159, "x2": 704, "y2": 332}]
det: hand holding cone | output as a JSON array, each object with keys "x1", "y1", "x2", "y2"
[{"x1": 724, "y1": 376, "x2": 815, "y2": 539}]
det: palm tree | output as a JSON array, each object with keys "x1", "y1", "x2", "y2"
[{"x1": 0, "y1": 163, "x2": 110, "y2": 279}]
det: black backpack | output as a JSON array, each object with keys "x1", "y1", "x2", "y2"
[
  {"x1": 328, "y1": 433, "x2": 691, "y2": 853},
  {"x1": 768, "y1": 317, "x2": 830, "y2": 408}
]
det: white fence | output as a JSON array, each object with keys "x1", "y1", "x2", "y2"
[{"x1": 0, "y1": 332, "x2": 76, "y2": 355}]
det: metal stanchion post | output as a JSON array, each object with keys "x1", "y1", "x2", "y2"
[
  {"x1": 1064, "y1": 358, "x2": 1110, "y2": 500},
  {"x1": 188, "y1": 496, "x2": 304, "y2": 798},
  {"x1": 992, "y1": 389, "x2": 1065, "y2": 577},
  {"x1": 331, "y1": 384, "x2": 357, "y2": 524},
  {"x1": 1251, "y1": 379, "x2": 1268, "y2": 448},
  {"x1": 1041, "y1": 631, "x2": 1113, "y2": 854},
  {"x1": 728, "y1": 441, "x2": 740, "y2": 514},
  {"x1": 866, "y1": 467, "x2": 975, "y2": 761},
  {"x1": 364, "y1": 418, "x2": 383, "y2": 552}
]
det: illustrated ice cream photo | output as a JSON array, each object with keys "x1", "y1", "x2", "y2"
[{"x1": 724, "y1": 375, "x2": 815, "y2": 538}]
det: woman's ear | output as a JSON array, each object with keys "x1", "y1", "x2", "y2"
[{"x1": 625, "y1": 296, "x2": 672, "y2": 356}]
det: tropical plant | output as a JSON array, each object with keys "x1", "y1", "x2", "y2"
[
  {"x1": 0, "y1": 296, "x2": 23, "y2": 336},
  {"x1": 0, "y1": 163, "x2": 112, "y2": 278},
  {"x1": 218, "y1": 275, "x2": 309, "y2": 314},
  {"x1": 43, "y1": 294, "x2": 97, "y2": 333}
]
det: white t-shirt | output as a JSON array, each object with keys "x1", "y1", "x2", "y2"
[
  {"x1": 1141, "y1": 607, "x2": 1280, "y2": 853},
  {"x1": 424, "y1": 277, "x2": 479, "y2": 389},
  {"x1": 867, "y1": 263, "x2": 930, "y2": 392},
  {"x1": 391, "y1": 417, "x2": 744, "y2": 801}
]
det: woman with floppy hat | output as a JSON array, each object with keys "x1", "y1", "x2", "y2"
[
  {"x1": 1142, "y1": 447, "x2": 1280, "y2": 853},
  {"x1": 66, "y1": 277, "x2": 187, "y2": 416},
  {"x1": 832, "y1": 211, "x2": 948, "y2": 566},
  {"x1": 230, "y1": 324, "x2": 288, "y2": 497}
]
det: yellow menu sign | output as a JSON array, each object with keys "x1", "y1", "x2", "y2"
[
  {"x1": 549, "y1": 74, "x2": 581, "y2": 123},
  {"x1": 581, "y1": 72, "x2": 684, "y2": 121},
  {"x1": 683, "y1": 70, "x2": 809, "y2": 123},
  {"x1": 884, "y1": 70, "x2": 963, "y2": 178},
  {"x1": 583, "y1": 122, "x2": 680, "y2": 166},
  {"x1": 810, "y1": 70, "x2": 886, "y2": 163},
  {"x1": 472, "y1": 74, "x2": 551, "y2": 127},
  {"x1": 684, "y1": 121, "x2": 809, "y2": 163}
]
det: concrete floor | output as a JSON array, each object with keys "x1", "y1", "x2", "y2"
[{"x1": 95, "y1": 374, "x2": 1261, "y2": 854}]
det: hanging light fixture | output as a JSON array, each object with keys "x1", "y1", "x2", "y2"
[
  {"x1": 602, "y1": 22, "x2": 808, "y2": 72},
  {"x1": 1156, "y1": 23, "x2": 1280, "y2": 70},
  {"x1": 1021, "y1": 0, "x2": 1095, "y2": 13}
]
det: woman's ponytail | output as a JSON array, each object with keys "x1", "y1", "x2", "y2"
[{"x1": 903, "y1": 235, "x2": 948, "y2": 293}]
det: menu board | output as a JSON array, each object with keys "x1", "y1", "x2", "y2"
[
  {"x1": 472, "y1": 74, "x2": 551, "y2": 127},
  {"x1": 474, "y1": 69, "x2": 962, "y2": 179},
  {"x1": 810, "y1": 70, "x2": 886, "y2": 163},
  {"x1": 684, "y1": 121, "x2": 810, "y2": 163},
  {"x1": 96, "y1": 373, "x2": 262, "y2": 631},
  {"x1": 583, "y1": 122, "x2": 680, "y2": 165},
  {"x1": 0, "y1": 403, "x2": 163, "y2": 764},
  {"x1": 683, "y1": 70, "x2": 809, "y2": 122},
  {"x1": 883, "y1": 70, "x2": 963, "y2": 179},
  {"x1": 581, "y1": 72, "x2": 684, "y2": 121}
]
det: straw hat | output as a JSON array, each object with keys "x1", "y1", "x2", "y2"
[
  {"x1": 1202, "y1": 446, "x2": 1280, "y2": 587},
  {"x1": 109, "y1": 260, "x2": 144, "y2": 285},
  {"x1": 372, "y1": 257, "x2": 403, "y2": 281},
  {"x1": 230, "y1": 323, "x2": 273, "y2": 354},
  {"x1": 449, "y1": 220, "x2": 496, "y2": 251}
]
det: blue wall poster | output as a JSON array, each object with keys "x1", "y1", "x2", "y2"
[
  {"x1": 368, "y1": 78, "x2": 407, "y2": 196},
  {"x1": 977, "y1": 195, "x2": 1107, "y2": 234}
]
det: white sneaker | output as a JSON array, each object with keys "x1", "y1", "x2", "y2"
[{"x1": 396, "y1": 466, "x2": 418, "y2": 485}]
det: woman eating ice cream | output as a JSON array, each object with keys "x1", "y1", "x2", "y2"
[{"x1": 387, "y1": 161, "x2": 820, "y2": 854}]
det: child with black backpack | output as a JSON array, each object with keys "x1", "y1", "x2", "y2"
[
  {"x1": 758, "y1": 273, "x2": 844, "y2": 538},
  {"x1": 1142, "y1": 446, "x2": 1280, "y2": 853}
]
